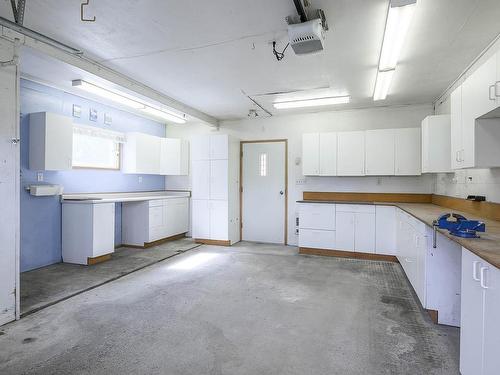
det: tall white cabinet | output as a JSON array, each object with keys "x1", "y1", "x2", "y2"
[{"x1": 191, "y1": 134, "x2": 240, "y2": 245}]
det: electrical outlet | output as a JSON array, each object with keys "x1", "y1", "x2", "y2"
[
  {"x1": 296, "y1": 178, "x2": 306, "y2": 185},
  {"x1": 138, "y1": 176, "x2": 143, "y2": 184},
  {"x1": 37, "y1": 172, "x2": 43, "y2": 182}
]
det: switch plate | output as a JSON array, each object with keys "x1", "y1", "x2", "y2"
[
  {"x1": 138, "y1": 176, "x2": 143, "y2": 184},
  {"x1": 37, "y1": 172, "x2": 43, "y2": 182}
]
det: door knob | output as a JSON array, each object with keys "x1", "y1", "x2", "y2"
[{"x1": 279, "y1": 191, "x2": 284, "y2": 195}]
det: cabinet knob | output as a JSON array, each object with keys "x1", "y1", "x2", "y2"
[{"x1": 279, "y1": 191, "x2": 284, "y2": 195}]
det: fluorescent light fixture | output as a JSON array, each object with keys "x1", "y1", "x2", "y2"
[
  {"x1": 273, "y1": 96, "x2": 350, "y2": 109},
  {"x1": 373, "y1": 69, "x2": 395, "y2": 101},
  {"x1": 379, "y1": 1, "x2": 416, "y2": 70},
  {"x1": 141, "y1": 106, "x2": 186, "y2": 124},
  {"x1": 72, "y1": 79, "x2": 187, "y2": 124},
  {"x1": 169, "y1": 253, "x2": 218, "y2": 270}
]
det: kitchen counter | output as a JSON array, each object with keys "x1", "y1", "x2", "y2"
[
  {"x1": 61, "y1": 190, "x2": 190, "y2": 204},
  {"x1": 298, "y1": 200, "x2": 500, "y2": 269}
]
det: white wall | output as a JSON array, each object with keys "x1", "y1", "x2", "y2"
[
  {"x1": 434, "y1": 37, "x2": 500, "y2": 203},
  {"x1": 0, "y1": 37, "x2": 20, "y2": 325},
  {"x1": 166, "y1": 104, "x2": 435, "y2": 245}
]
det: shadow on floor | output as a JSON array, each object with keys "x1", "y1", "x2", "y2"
[{"x1": 21, "y1": 238, "x2": 201, "y2": 316}]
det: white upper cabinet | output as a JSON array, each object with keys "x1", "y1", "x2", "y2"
[
  {"x1": 450, "y1": 52, "x2": 500, "y2": 170},
  {"x1": 122, "y1": 132, "x2": 161, "y2": 174},
  {"x1": 160, "y1": 138, "x2": 189, "y2": 176},
  {"x1": 365, "y1": 129, "x2": 395, "y2": 175},
  {"x1": 451, "y1": 86, "x2": 464, "y2": 169},
  {"x1": 337, "y1": 131, "x2": 365, "y2": 176},
  {"x1": 421, "y1": 115, "x2": 452, "y2": 173},
  {"x1": 302, "y1": 133, "x2": 320, "y2": 175},
  {"x1": 319, "y1": 132, "x2": 337, "y2": 176},
  {"x1": 29, "y1": 112, "x2": 73, "y2": 171},
  {"x1": 395, "y1": 128, "x2": 421, "y2": 175},
  {"x1": 302, "y1": 132, "x2": 337, "y2": 176}
]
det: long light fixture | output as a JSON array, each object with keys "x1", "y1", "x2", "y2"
[
  {"x1": 373, "y1": 70, "x2": 395, "y2": 101},
  {"x1": 72, "y1": 80, "x2": 187, "y2": 124},
  {"x1": 373, "y1": 0, "x2": 416, "y2": 101},
  {"x1": 273, "y1": 96, "x2": 350, "y2": 109}
]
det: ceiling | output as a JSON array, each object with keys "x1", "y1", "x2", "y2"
[{"x1": 2, "y1": 0, "x2": 500, "y2": 121}]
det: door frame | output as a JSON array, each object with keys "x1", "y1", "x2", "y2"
[{"x1": 240, "y1": 139, "x2": 288, "y2": 245}]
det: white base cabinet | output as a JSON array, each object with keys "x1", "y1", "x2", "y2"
[
  {"x1": 335, "y1": 204, "x2": 376, "y2": 253},
  {"x1": 62, "y1": 202, "x2": 115, "y2": 265},
  {"x1": 460, "y1": 248, "x2": 500, "y2": 375},
  {"x1": 375, "y1": 206, "x2": 397, "y2": 255},
  {"x1": 298, "y1": 203, "x2": 336, "y2": 249},
  {"x1": 122, "y1": 197, "x2": 189, "y2": 246}
]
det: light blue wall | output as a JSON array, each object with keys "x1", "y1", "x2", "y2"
[{"x1": 20, "y1": 79, "x2": 166, "y2": 272}]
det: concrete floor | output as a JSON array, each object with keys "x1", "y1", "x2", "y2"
[
  {"x1": 21, "y1": 238, "x2": 200, "y2": 315},
  {"x1": 1, "y1": 242, "x2": 459, "y2": 375}
]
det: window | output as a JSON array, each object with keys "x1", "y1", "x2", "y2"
[
  {"x1": 259, "y1": 153, "x2": 267, "y2": 176},
  {"x1": 72, "y1": 125, "x2": 125, "y2": 170}
]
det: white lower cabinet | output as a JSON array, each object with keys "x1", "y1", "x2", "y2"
[
  {"x1": 460, "y1": 248, "x2": 500, "y2": 375},
  {"x1": 122, "y1": 198, "x2": 189, "y2": 246},
  {"x1": 299, "y1": 229, "x2": 336, "y2": 250},
  {"x1": 191, "y1": 199, "x2": 210, "y2": 239},
  {"x1": 298, "y1": 203, "x2": 336, "y2": 249},
  {"x1": 336, "y1": 205, "x2": 375, "y2": 253},
  {"x1": 62, "y1": 202, "x2": 115, "y2": 265},
  {"x1": 375, "y1": 206, "x2": 397, "y2": 255}
]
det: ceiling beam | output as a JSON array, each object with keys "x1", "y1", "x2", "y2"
[{"x1": 0, "y1": 17, "x2": 219, "y2": 127}]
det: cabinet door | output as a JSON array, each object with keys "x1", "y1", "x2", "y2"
[
  {"x1": 365, "y1": 129, "x2": 395, "y2": 175},
  {"x1": 45, "y1": 113, "x2": 73, "y2": 171},
  {"x1": 210, "y1": 134, "x2": 229, "y2": 160},
  {"x1": 460, "y1": 249, "x2": 485, "y2": 375},
  {"x1": 135, "y1": 133, "x2": 161, "y2": 174},
  {"x1": 450, "y1": 86, "x2": 463, "y2": 169},
  {"x1": 355, "y1": 212, "x2": 375, "y2": 253},
  {"x1": 160, "y1": 138, "x2": 180, "y2": 175},
  {"x1": 335, "y1": 211, "x2": 355, "y2": 251},
  {"x1": 395, "y1": 128, "x2": 421, "y2": 175},
  {"x1": 210, "y1": 200, "x2": 228, "y2": 240},
  {"x1": 302, "y1": 133, "x2": 320, "y2": 175},
  {"x1": 376, "y1": 206, "x2": 397, "y2": 255},
  {"x1": 461, "y1": 77, "x2": 476, "y2": 169},
  {"x1": 415, "y1": 232, "x2": 427, "y2": 306},
  {"x1": 191, "y1": 136, "x2": 210, "y2": 161},
  {"x1": 421, "y1": 118, "x2": 429, "y2": 172},
  {"x1": 319, "y1": 132, "x2": 337, "y2": 176},
  {"x1": 92, "y1": 203, "x2": 115, "y2": 257},
  {"x1": 337, "y1": 131, "x2": 365, "y2": 176},
  {"x1": 482, "y1": 264, "x2": 500, "y2": 375},
  {"x1": 191, "y1": 199, "x2": 210, "y2": 239},
  {"x1": 210, "y1": 160, "x2": 228, "y2": 200},
  {"x1": 191, "y1": 160, "x2": 210, "y2": 199}
]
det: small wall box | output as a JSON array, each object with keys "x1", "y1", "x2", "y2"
[{"x1": 28, "y1": 184, "x2": 63, "y2": 196}]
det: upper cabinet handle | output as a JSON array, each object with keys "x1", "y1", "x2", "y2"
[
  {"x1": 496, "y1": 81, "x2": 500, "y2": 97},
  {"x1": 472, "y1": 261, "x2": 481, "y2": 281},
  {"x1": 480, "y1": 266, "x2": 489, "y2": 289},
  {"x1": 489, "y1": 85, "x2": 496, "y2": 101}
]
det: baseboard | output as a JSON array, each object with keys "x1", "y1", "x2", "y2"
[
  {"x1": 122, "y1": 233, "x2": 187, "y2": 249},
  {"x1": 87, "y1": 254, "x2": 112, "y2": 265},
  {"x1": 299, "y1": 247, "x2": 399, "y2": 263},
  {"x1": 427, "y1": 309, "x2": 439, "y2": 324},
  {"x1": 195, "y1": 239, "x2": 231, "y2": 246}
]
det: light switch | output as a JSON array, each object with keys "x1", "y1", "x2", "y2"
[{"x1": 37, "y1": 172, "x2": 44, "y2": 182}]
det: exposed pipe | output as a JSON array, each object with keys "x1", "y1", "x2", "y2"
[
  {"x1": 292, "y1": 0, "x2": 308, "y2": 23},
  {"x1": 0, "y1": 16, "x2": 83, "y2": 55}
]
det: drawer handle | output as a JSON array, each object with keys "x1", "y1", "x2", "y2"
[
  {"x1": 472, "y1": 261, "x2": 481, "y2": 281},
  {"x1": 480, "y1": 266, "x2": 489, "y2": 289},
  {"x1": 489, "y1": 85, "x2": 496, "y2": 101}
]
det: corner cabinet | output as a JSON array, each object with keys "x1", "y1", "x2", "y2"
[
  {"x1": 460, "y1": 248, "x2": 500, "y2": 375},
  {"x1": 191, "y1": 134, "x2": 240, "y2": 245},
  {"x1": 450, "y1": 51, "x2": 500, "y2": 169},
  {"x1": 29, "y1": 112, "x2": 73, "y2": 171}
]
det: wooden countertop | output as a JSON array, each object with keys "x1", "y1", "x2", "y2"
[{"x1": 298, "y1": 200, "x2": 500, "y2": 269}]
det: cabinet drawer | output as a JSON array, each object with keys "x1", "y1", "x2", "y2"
[
  {"x1": 299, "y1": 229, "x2": 336, "y2": 250},
  {"x1": 336, "y1": 204, "x2": 375, "y2": 213},
  {"x1": 299, "y1": 203, "x2": 335, "y2": 230}
]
